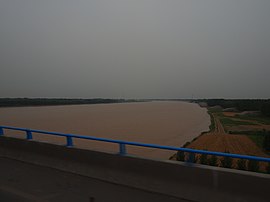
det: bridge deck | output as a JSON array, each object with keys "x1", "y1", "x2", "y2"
[
  {"x1": 0, "y1": 157, "x2": 181, "y2": 202},
  {"x1": 0, "y1": 136, "x2": 270, "y2": 202}
]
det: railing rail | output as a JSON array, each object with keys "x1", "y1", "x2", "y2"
[{"x1": 0, "y1": 125, "x2": 270, "y2": 163}]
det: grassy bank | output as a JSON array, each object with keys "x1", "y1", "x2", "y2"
[
  {"x1": 207, "y1": 110, "x2": 216, "y2": 132},
  {"x1": 219, "y1": 117, "x2": 257, "y2": 127},
  {"x1": 169, "y1": 106, "x2": 213, "y2": 160},
  {"x1": 172, "y1": 104, "x2": 270, "y2": 173},
  {"x1": 235, "y1": 114, "x2": 270, "y2": 125}
]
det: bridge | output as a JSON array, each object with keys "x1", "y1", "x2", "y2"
[{"x1": 0, "y1": 125, "x2": 270, "y2": 201}]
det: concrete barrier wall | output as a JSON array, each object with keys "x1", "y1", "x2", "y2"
[{"x1": 0, "y1": 136, "x2": 270, "y2": 202}]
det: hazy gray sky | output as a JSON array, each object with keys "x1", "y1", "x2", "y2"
[{"x1": 1, "y1": 0, "x2": 270, "y2": 99}]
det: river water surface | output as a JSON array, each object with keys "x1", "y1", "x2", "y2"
[{"x1": 0, "y1": 101, "x2": 210, "y2": 159}]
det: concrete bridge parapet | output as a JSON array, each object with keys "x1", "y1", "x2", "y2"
[{"x1": 0, "y1": 136, "x2": 269, "y2": 202}]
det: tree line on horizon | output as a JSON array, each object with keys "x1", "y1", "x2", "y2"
[
  {"x1": 197, "y1": 99, "x2": 270, "y2": 117},
  {"x1": 0, "y1": 98, "x2": 136, "y2": 107}
]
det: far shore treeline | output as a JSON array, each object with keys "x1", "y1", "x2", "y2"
[
  {"x1": 196, "y1": 99, "x2": 270, "y2": 117},
  {"x1": 1, "y1": 98, "x2": 270, "y2": 117},
  {"x1": 0, "y1": 98, "x2": 144, "y2": 107}
]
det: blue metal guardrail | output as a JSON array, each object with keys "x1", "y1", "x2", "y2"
[{"x1": 0, "y1": 125, "x2": 270, "y2": 163}]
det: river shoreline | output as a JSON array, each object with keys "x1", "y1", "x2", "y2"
[{"x1": 0, "y1": 101, "x2": 210, "y2": 159}]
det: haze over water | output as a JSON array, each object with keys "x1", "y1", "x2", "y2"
[
  {"x1": 1, "y1": 1, "x2": 270, "y2": 99},
  {"x1": 0, "y1": 101, "x2": 210, "y2": 159}
]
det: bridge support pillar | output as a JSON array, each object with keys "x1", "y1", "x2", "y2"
[
  {"x1": 0, "y1": 127, "x2": 3, "y2": 136},
  {"x1": 26, "y1": 130, "x2": 33, "y2": 140},
  {"x1": 66, "y1": 136, "x2": 73, "y2": 147},
  {"x1": 119, "y1": 143, "x2": 126, "y2": 156},
  {"x1": 187, "y1": 152, "x2": 195, "y2": 163}
]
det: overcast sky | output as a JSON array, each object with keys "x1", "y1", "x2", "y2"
[{"x1": 1, "y1": 0, "x2": 270, "y2": 99}]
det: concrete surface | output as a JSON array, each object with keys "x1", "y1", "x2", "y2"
[
  {"x1": 0, "y1": 136, "x2": 270, "y2": 202},
  {"x1": 0, "y1": 157, "x2": 181, "y2": 202}
]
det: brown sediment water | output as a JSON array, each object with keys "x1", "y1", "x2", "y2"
[{"x1": 0, "y1": 101, "x2": 210, "y2": 159}]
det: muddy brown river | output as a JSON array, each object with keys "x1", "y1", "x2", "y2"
[{"x1": 0, "y1": 101, "x2": 210, "y2": 159}]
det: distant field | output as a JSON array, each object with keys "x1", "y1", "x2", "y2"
[{"x1": 181, "y1": 108, "x2": 270, "y2": 172}]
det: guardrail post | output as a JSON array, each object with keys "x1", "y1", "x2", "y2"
[
  {"x1": 66, "y1": 136, "x2": 73, "y2": 147},
  {"x1": 187, "y1": 152, "x2": 195, "y2": 163},
  {"x1": 26, "y1": 130, "x2": 33, "y2": 140},
  {"x1": 119, "y1": 143, "x2": 126, "y2": 155},
  {"x1": 0, "y1": 127, "x2": 4, "y2": 136}
]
